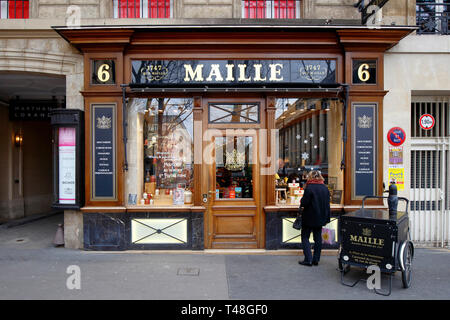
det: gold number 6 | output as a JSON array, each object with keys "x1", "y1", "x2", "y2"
[
  {"x1": 357, "y1": 63, "x2": 370, "y2": 82},
  {"x1": 97, "y1": 64, "x2": 110, "y2": 83}
]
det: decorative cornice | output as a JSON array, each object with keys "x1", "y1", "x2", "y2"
[{"x1": 337, "y1": 29, "x2": 414, "y2": 52}]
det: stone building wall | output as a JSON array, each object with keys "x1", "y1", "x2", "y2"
[{"x1": 1, "y1": 0, "x2": 416, "y2": 24}]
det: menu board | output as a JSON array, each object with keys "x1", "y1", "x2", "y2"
[
  {"x1": 353, "y1": 104, "x2": 377, "y2": 197},
  {"x1": 58, "y1": 127, "x2": 76, "y2": 204},
  {"x1": 91, "y1": 104, "x2": 116, "y2": 200}
]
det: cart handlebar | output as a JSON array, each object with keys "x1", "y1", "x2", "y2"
[{"x1": 361, "y1": 196, "x2": 409, "y2": 214}]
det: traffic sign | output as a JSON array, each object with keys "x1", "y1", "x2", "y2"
[
  {"x1": 419, "y1": 114, "x2": 435, "y2": 130},
  {"x1": 387, "y1": 127, "x2": 406, "y2": 146}
]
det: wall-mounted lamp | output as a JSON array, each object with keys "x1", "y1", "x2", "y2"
[
  {"x1": 14, "y1": 133, "x2": 23, "y2": 147},
  {"x1": 321, "y1": 99, "x2": 330, "y2": 111}
]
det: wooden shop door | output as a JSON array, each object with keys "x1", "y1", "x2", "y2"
[{"x1": 204, "y1": 100, "x2": 264, "y2": 249}]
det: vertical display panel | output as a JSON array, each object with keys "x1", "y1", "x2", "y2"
[
  {"x1": 58, "y1": 127, "x2": 76, "y2": 204},
  {"x1": 91, "y1": 104, "x2": 117, "y2": 200},
  {"x1": 352, "y1": 104, "x2": 377, "y2": 198}
]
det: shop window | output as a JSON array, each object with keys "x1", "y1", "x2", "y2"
[
  {"x1": 242, "y1": 1, "x2": 300, "y2": 19},
  {"x1": 127, "y1": 98, "x2": 193, "y2": 206},
  {"x1": 209, "y1": 103, "x2": 259, "y2": 124},
  {"x1": 275, "y1": 98, "x2": 344, "y2": 206},
  {"x1": 113, "y1": 0, "x2": 172, "y2": 18},
  {"x1": 0, "y1": 0, "x2": 29, "y2": 19}
]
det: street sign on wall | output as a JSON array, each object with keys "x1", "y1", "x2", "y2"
[
  {"x1": 387, "y1": 127, "x2": 406, "y2": 146},
  {"x1": 419, "y1": 114, "x2": 435, "y2": 130}
]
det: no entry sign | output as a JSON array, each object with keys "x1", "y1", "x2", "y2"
[
  {"x1": 419, "y1": 114, "x2": 435, "y2": 130},
  {"x1": 387, "y1": 127, "x2": 406, "y2": 146}
]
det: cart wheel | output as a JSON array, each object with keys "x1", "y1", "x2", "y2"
[
  {"x1": 338, "y1": 258, "x2": 351, "y2": 274},
  {"x1": 401, "y1": 242, "x2": 413, "y2": 288}
]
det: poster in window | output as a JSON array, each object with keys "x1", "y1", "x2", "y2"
[{"x1": 58, "y1": 127, "x2": 76, "y2": 204}]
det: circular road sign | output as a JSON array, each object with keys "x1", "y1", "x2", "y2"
[
  {"x1": 419, "y1": 114, "x2": 435, "y2": 130},
  {"x1": 387, "y1": 127, "x2": 406, "y2": 146}
]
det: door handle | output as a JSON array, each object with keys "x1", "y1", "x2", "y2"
[{"x1": 208, "y1": 191, "x2": 216, "y2": 194}]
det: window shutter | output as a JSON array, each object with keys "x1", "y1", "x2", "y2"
[
  {"x1": 8, "y1": 0, "x2": 29, "y2": 19},
  {"x1": 274, "y1": 0, "x2": 296, "y2": 19},
  {"x1": 244, "y1": 1, "x2": 266, "y2": 19},
  {"x1": 118, "y1": 0, "x2": 141, "y2": 18}
]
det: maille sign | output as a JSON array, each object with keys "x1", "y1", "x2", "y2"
[{"x1": 131, "y1": 60, "x2": 337, "y2": 86}]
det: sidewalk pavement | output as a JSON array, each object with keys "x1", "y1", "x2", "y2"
[{"x1": 0, "y1": 213, "x2": 449, "y2": 300}]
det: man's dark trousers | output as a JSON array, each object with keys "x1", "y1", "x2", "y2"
[{"x1": 301, "y1": 226, "x2": 323, "y2": 263}]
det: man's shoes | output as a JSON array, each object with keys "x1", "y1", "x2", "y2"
[
  {"x1": 312, "y1": 261, "x2": 319, "y2": 266},
  {"x1": 298, "y1": 261, "x2": 312, "y2": 266}
]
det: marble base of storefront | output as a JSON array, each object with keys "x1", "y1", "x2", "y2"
[{"x1": 83, "y1": 208, "x2": 204, "y2": 251}]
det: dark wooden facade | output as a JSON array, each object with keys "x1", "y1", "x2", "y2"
[{"x1": 55, "y1": 25, "x2": 413, "y2": 250}]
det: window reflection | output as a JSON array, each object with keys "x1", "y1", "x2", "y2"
[
  {"x1": 139, "y1": 98, "x2": 194, "y2": 205},
  {"x1": 215, "y1": 136, "x2": 253, "y2": 199},
  {"x1": 275, "y1": 98, "x2": 343, "y2": 205}
]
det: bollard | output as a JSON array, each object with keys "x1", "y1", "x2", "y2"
[
  {"x1": 53, "y1": 223, "x2": 64, "y2": 247},
  {"x1": 387, "y1": 181, "x2": 398, "y2": 217}
]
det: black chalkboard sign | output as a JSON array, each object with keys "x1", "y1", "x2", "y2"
[
  {"x1": 353, "y1": 104, "x2": 377, "y2": 198},
  {"x1": 91, "y1": 104, "x2": 116, "y2": 200}
]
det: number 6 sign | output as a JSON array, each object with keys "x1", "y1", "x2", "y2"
[{"x1": 419, "y1": 114, "x2": 435, "y2": 130}]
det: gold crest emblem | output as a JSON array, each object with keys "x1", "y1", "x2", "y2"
[
  {"x1": 96, "y1": 115, "x2": 112, "y2": 129},
  {"x1": 362, "y1": 228, "x2": 372, "y2": 237},
  {"x1": 357, "y1": 115, "x2": 372, "y2": 129}
]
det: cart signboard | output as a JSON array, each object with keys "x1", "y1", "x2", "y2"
[{"x1": 341, "y1": 219, "x2": 394, "y2": 270}]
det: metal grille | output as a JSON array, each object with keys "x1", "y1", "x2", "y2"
[
  {"x1": 113, "y1": 0, "x2": 172, "y2": 18},
  {"x1": 411, "y1": 150, "x2": 441, "y2": 189},
  {"x1": 411, "y1": 99, "x2": 449, "y2": 137},
  {"x1": 242, "y1": 0, "x2": 301, "y2": 19},
  {"x1": 417, "y1": 1, "x2": 450, "y2": 35},
  {"x1": 0, "y1": 0, "x2": 29, "y2": 19},
  {"x1": 410, "y1": 97, "x2": 450, "y2": 247}
]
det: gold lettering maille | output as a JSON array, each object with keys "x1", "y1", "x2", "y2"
[
  {"x1": 182, "y1": 63, "x2": 285, "y2": 83},
  {"x1": 269, "y1": 63, "x2": 284, "y2": 81},
  {"x1": 184, "y1": 64, "x2": 204, "y2": 81},
  {"x1": 206, "y1": 64, "x2": 224, "y2": 82},
  {"x1": 349, "y1": 233, "x2": 385, "y2": 247}
]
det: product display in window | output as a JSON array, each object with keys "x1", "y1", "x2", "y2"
[
  {"x1": 275, "y1": 97, "x2": 343, "y2": 205},
  {"x1": 140, "y1": 98, "x2": 194, "y2": 206},
  {"x1": 215, "y1": 136, "x2": 253, "y2": 199}
]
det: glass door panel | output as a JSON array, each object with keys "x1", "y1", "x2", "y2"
[{"x1": 215, "y1": 136, "x2": 253, "y2": 200}]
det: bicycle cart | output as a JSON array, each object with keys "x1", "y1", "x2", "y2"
[{"x1": 338, "y1": 196, "x2": 414, "y2": 296}]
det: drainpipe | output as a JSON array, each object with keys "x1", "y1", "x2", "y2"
[
  {"x1": 340, "y1": 84, "x2": 349, "y2": 171},
  {"x1": 121, "y1": 84, "x2": 128, "y2": 171}
]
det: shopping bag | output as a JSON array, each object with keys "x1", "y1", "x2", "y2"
[
  {"x1": 321, "y1": 227, "x2": 335, "y2": 245},
  {"x1": 292, "y1": 216, "x2": 302, "y2": 230}
]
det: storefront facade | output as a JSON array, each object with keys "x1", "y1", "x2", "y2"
[{"x1": 54, "y1": 24, "x2": 413, "y2": 250}]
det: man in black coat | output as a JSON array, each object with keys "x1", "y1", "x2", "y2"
[{"x1": 298, "y1": 170, "x2": 331, "y2": 266}]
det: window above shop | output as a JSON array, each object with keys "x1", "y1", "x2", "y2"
[
  {"x1": 416, "y1": 0, "x2": 450, "y2": 35},
  {"x1": 113, "y1": 0, "x2": 172, "y2": 19},
  {"x1": 0, "y1": 0, "x2": 29, "y2": 19},
  {"x1": 242, "y1": 0, "x2": 301, "y2": 19}
]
